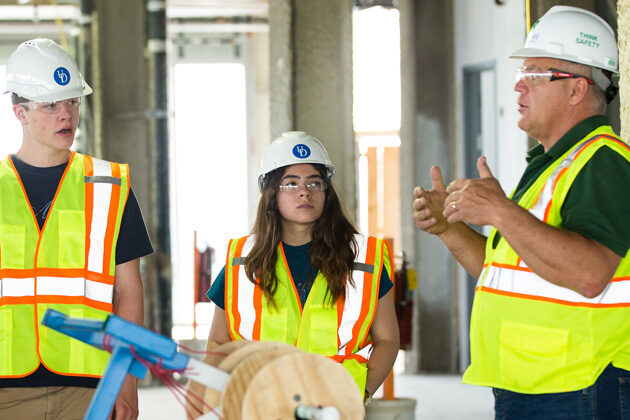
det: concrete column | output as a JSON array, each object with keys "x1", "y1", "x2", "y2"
[
  {"x1": 399, "y1": 0, "x2": 419, "y2": 373},
  {"x1": 269, "y1": 0, "x2": 293, "y2": 138},
  {"x1": 529, "y1": 0, "x2": 595, "y2": 23},
  {"x1": 401, "y1": 0, "x2": 457, "y2": 373},
  {"x1": 269, "y1": 0, "x2": 356, "y2": 212},
  {"x1": 91, "y1": 0, "x2": 161, "y2": 332}
]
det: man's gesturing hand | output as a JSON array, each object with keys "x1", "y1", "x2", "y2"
[
  {"x1": 443, "y1": 156, "x2": 508, "y2": 226},
  {"x1": 413, "y1": 165, "x2": 450, "y2": 235}
]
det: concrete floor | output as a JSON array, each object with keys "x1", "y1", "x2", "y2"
[{"x1": 137, "y1": 374, "x2": 495, "y2": 419}]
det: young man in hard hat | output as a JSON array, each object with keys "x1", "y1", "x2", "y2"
[
  {"x1": 413, "y1": 6, "x2": 630, "y2": 419},
  {"x1": 0, "y1": 39, "x2": 153, "y2": 420}
]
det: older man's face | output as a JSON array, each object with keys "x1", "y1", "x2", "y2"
[{"x1": 514, "y1": 57, "x2": 577, "y2": 142}]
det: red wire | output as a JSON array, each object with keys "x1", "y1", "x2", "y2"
[
  {"x1": 102, "y1": 334, "x2": 112, "y2": 353},
  {"x1": 177, "y1": 343, "x2": 228, "y2": 357},
  {"x1": 128, "y1": 346, "x2": 223, "y2": 420}
]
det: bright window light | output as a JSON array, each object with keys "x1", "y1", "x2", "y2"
[
  {"x1": 353, "y1": 7, "x2": 402, "y2": 233},
  {"x1": 171, "y1": 63, "x2": 248, "y2": 340},
  {"x1": 353, "y1": 7, "x2": 401, "y2": 132}
]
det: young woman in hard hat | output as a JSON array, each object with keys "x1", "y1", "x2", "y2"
[{"x1": 206, "y1": 131, "x2": 399, "y2": 402}]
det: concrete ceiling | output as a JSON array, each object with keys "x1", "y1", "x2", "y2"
[
  {"x1": 0, "y1": 0, "x2": 268, "y2": 15},
  {"x1": 0, "y1": 0, "x2": 269, "y2": 37}
]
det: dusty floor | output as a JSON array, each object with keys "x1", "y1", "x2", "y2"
[{"x1": 137, "y1": 373, "x2": 494, "y2": 419}]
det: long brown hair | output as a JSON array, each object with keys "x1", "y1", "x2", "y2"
[{"x1": 245, "y1": 163, "x2": 358, "y2": 305}]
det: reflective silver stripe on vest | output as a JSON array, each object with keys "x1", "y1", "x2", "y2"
[
  {"x1": 352, "y1": 344, "x2": 374, "y2": 360},
  {"x1": 353, "y1": 262, "x2": 374, "y2": 274},
  {"x1": 0, "y1": 277, "x2": 113, "y2": 303},
  {"x1": 337, "y1": 234, "x2": 372, "y2": 356},
  {"x1": 529, "y1": 137, "x2": 596, "y2": 221},
  {"x1": 232, "y1": 233, "x2": 377, "y2": 361},
  {"x1": 480, "y1": 136, "x2": 630, "y2": 305},
  {"x1": 234, "y1": 237, "x2": 256, "y2": 339},
  {"x1": 482, "y1": 264, "x2": 630, "y2": 305},
  {"x1": 232, "y1": 257, "x2": 247, "y2": 266},
  {"x1": 0, "y1": 278, "x2": 35, "y2": 297},
  {"x1": 87, "y1": 158, "x2": 115, "y2": 274},
  {"x1": 84, "y1": 176, "x2": 121, "y2": 186},
  {"x1": 235, "y1": 259, "x2": 373, "y2": 272}
]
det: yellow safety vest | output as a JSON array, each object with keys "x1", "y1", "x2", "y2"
[
  {"x1": 0, "y1": 152, "x2": 129, "y2": 378},
  {"x1": 224, "y1": 234, "x2": 391, "y2": 396},
  {"x1": 463, "y1": 126, "x2": 630, "y2": 393}
]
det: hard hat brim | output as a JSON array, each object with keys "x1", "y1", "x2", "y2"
[
  {"x1": 509, "y1": 47, "x2": 618, "y2": 75},
  {"x1": 4, "y1": 82, "x2": 93, "y2": 102}
]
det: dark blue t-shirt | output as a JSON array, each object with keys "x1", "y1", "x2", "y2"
[
  {"x1": 0, "y1": 155, "x2": 154, "y2": 389},
  {"x1": 207, "y1": 241, "x2": 393, "y2": 309}
]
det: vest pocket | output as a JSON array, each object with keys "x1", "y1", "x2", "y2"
[
  {"x1": 58, "y1": 210, "x2": 85, "y2": 268},
  {"x1": 0, "y1": 225, "x2": 25, "y2": 268},
  {"x1": 499, "y1": 321, "x2": 569, "y2": 391},
  {"x1": 260, "y1": 306, "x2": 288, "y2": 342},
  {"x1": 342, "y1": 358, "x2": 368, "y2": 394},
  {"x1": 305, "y1": 306, "x2": 338, "y2": 355},
  {"x1": 0, "y1": 309, "x2": 12, "y2": 373}
]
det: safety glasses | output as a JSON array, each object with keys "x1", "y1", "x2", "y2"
[
  {"x1": 515, "y1": 67, "x2": 595, "y2": 86},
  {"x1": 20, "y1": 97, "x2": 81, "y2": 114},
  {"x1": 278, "y1": 178, "x2": 328, "y2": 193}
]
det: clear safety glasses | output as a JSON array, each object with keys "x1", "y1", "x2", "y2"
[
  {"x1": 20, "y1": 97, "x2": 81, "y2": 114},
  {"x1": 278, "y1": 178, "x2": 328, "y2": 193},
  {"x1": 515, "y1": 67, "x2": 596, "y2": 87}
]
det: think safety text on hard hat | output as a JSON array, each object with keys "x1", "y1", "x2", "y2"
[{"x1": 510, "y1": 6, "x2": 618, "y2": 74}]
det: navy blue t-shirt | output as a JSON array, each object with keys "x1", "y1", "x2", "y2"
[
  {"x1": 207, "y1": 241, "x2": 393, "y2": 309},
  {"x1": 0, "y1": 155, "x2": 154, "y2": 389}
]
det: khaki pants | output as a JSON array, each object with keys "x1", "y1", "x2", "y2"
[{"x1": 0, "y1": 386, "x2": 94, "y2": 420}]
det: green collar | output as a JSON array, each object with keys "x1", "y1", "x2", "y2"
[{"x1": 526, "y1": 115, "x2": 610, "y2": 162}]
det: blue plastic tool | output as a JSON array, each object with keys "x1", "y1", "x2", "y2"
[{"x1": 41, "y1": 309, "x2": 192, "y2": 420}]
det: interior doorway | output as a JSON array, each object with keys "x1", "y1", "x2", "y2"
[
  {"x1": 353, "y1": 6, "x2": 402, "y2": 256},
  {"x1": 169, "y1": 36, "x2": 251, "y2": 340},
  {"x1": 458, "y1": 62, "x2": 497, "y2": 370}
]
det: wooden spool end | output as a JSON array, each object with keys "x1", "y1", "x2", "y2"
[
  {"x1": 239, "y1": 352, "x2": 364, "y2": 420},
  {"x1": 221, "y1": 347, "x2": 298, "y2": 419},
  {"x1": 186, "y1": 340, "x2": 253, "y2": 418}
]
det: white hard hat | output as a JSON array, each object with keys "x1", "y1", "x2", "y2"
[
  {"x1": 258, "y1": 131, "x2": 336, "y2": 192},
  {"x1": 4, "y1": 38, "x2": 92, "y2": 102},
  {"x1": 510, "y1": 6, "x2": 618, "y2": 75}
]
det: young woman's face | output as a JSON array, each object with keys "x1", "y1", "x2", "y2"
[{"x1": 276, "y1": 163, "x2": 327, "y2": 231}]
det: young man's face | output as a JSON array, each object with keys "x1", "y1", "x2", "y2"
[{"x1": 13, "y1": 98, "x2": 80, "y2": 154}]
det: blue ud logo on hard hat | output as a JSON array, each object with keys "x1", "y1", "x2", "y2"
[
  {"x1": 53, "y1": 67, "x2": 71, "y2": 86},
  {"x1": 293, "y1": 144, "x2": 311, "y2": 159}
]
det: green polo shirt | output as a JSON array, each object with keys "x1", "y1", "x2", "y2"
[{"x1": 493, "y1": 115, "x2": 630, "y2": 257}]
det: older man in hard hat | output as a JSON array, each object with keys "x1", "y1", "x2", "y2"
[
  {"x1": 413, "y1": 6, "x2": 630, "y2": 419},
  {"x1": 0, "y1": 39, "x2": 153, "y2": 420}
]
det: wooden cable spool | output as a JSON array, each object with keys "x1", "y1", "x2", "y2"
[
  {"x1": 187, "y1": 341, "x2": 364, "y2": 419},
  {"x1": 221, "y1": 347, "x2": 300, "y2": 419},
  {"x1": 186, "y1": 340, "x2": 252, "y2": 415},
  {"x1": 238, "y1": 351, "x2": 364, "y2": 420}
]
